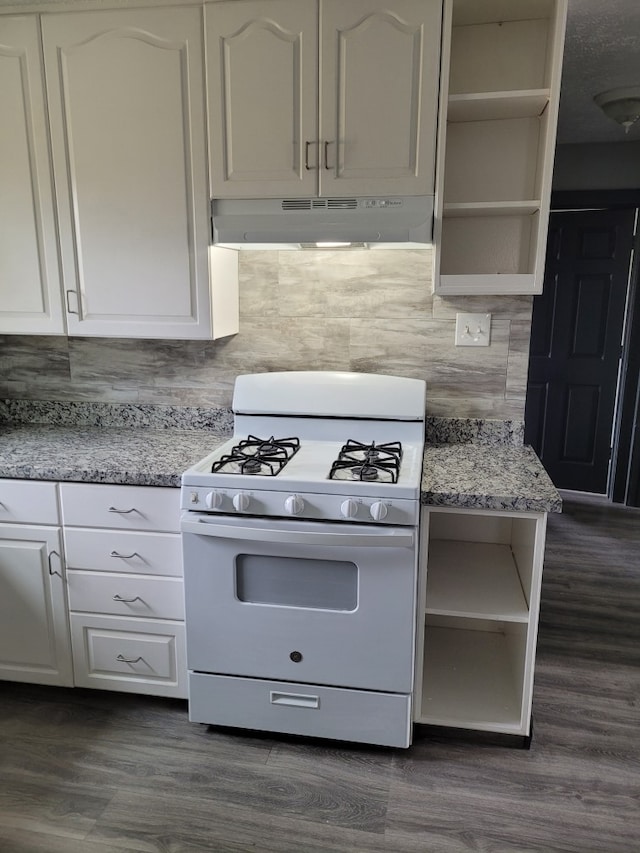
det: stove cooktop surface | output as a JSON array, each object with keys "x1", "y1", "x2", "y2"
[{"x1": 182, "y1": 434, "x2": 424, "y2": 499}]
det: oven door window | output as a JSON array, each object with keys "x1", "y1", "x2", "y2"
[{"x1": 236, "y1": 554, "x2": 357, "y2": 611}]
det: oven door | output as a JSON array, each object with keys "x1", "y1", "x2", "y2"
[{"x1": 181, "y1": 513, "x2": 417, "y2": 694}]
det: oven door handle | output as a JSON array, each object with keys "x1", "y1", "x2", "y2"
[{"x1": 180, "y1": 519, "x2": 414, "y2": 548}]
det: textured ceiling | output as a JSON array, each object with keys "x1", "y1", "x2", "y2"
[{"x1": 557, "y1": 0, "x2": 640, "y2": 144}]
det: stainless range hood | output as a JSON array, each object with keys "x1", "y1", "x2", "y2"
[{"x1": 211, "y1": 196, "x2": 433, "y2": 248}]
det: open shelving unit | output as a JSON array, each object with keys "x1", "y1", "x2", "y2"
[
  {"x1": 433, "y1": 0, "x2": 568, "y2": 295},
  {"x1": 415, "y1": 506, "x2": 547, "y2": 736}
]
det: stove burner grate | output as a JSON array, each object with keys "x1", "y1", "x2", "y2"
[
  {"x1": 211, "y1": 435, "x2": 300, "y2": 476},
  {"x1": 329, "y1": 440, "x2": 403, "y2": 483}
]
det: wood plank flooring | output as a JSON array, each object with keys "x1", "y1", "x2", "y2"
[{"x1": 1, "y1": 494, "x2": 638, "y2": 852}]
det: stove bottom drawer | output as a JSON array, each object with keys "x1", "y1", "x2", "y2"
[{"x1": 188, "y1": 672, "x2": 411, "y2": 748}]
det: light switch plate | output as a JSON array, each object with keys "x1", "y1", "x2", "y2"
[{"x1": 455, "y1": 313, "x2": 491, "y2": 347}]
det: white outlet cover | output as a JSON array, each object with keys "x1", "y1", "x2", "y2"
[{"x1": 455, "y1": 313, "x2": 492, "y2": 347}]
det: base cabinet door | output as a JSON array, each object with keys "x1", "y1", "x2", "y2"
[
  {"x1": 0, "y1": 16, "x2": 65, "y2": 335},
  {"x1": 0, "y1": 524, "x2": 73, "y2": 686}
]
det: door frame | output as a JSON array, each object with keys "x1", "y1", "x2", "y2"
[{"x1": 551, "y1": 190, "x2": 640, "y2": 506}]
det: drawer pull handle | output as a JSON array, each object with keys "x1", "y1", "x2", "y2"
[
  {"x1": 110, "y1": 550, "x2": 140, "y2": 560},
  {"x1": 270, "y1": 691, "x2": 319, "y2": 710},
  {"x1": 113, "y1": 594, "x2": 143, "y2": 603},
  {"x1": 108, "y1": 506, "x2": 138, "y2": 514},
  {"x1": 116, "y1": 654, "x2": 143, "y2": 664}
]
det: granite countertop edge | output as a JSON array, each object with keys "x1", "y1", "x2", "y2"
[{"x1": 0, "y1": 423, "x2": 562, "y2": 514}]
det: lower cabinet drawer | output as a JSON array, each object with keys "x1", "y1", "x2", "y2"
[
  {"x1": 67, "y1": 571, "x2": 184, "y2": 620},
  {"x1": 188, "y1": 673, "x2": 412, "y2": 748},
  {"x1": 64, "y1": 528, "x2": 183, "y2": 577},
  {"x1": 70, "y1": 614, "x2": 187, "y2": 698}
]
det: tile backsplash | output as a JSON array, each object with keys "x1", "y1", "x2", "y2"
[{"x1": 0, "y1": 249, "x2": 531, "y2": 420}]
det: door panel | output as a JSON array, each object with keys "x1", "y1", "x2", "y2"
[
  {"x1": 42, "y1": 7, "x2": 212, "y2": 338},
  {"x1": 207, "y1": 0, "x2": 318, "y2": 198},
  {"x1": 526, "y1": 209, "x2": 635, "y2": 493},
  {"x1": 320, "y1": 0, "x2": 441, "y2": 196},
  {"x1": 0, "y1": 17, "x2": 64, "y2": 334}
]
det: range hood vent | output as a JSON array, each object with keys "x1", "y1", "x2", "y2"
[{"x1": 212, "y1": 196, "x2": 433, "y2": 247}]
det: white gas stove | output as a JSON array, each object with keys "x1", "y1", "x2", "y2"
[{"x1": 180, "y1": 371, "x2": 426, "y2": 748}]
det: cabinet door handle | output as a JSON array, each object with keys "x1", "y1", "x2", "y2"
[
  {"x1": 112, "y1": 594, "x2": 143, "y2": 603},
  {"x1": 48, "y1": 549, "x2": 62, "y2": 577},
  {"x1": 110, "y1": 550, "x2": 140, "y2": 560},
  {"x1": 304, "y1": 140, "x2": 317, "y2": 170},
  {"x1": 108, "y1": 506, "x2": 138, "y2": 515},
  {"x1": 65, "y1": 289, "x2": 79, "y2": 315},
  {"x1": 323, "y1": 140, "x2": 334, "y2": 170},
  {"x1": 116, "y1": 654, "x2": 143, "y2": 664}
]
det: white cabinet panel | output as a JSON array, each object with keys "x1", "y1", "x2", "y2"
[
  {"x1": 42, "y1": 6, "x2": 237, "y2": 339},
  {"x1": 0, "y1": 17, "x2": 65, "y2": 335},
  {"x1": 207, "y1": 0, "x2": 318, "y2": 198},
  {"x1": 207, "y1": 0, "x2": 441, "y2": 199},
  {"x1": 319, "y1": 0, "x2": 441, "y2": 197},
  {"x1": 64, "y1": 528, "x2": 182, "y2": 576},
  {"x1": 60, "y1": 483, "x2": 181, "y2": 532},
  {"x1": 67, "y1": 571, "x2": 184, "y2": 620},
  {"x1": 0, "y1": 524, "x2": 72, "y2": 686},
  {"x1": 0, "y1": 479, "x2": 59, "y2": 525},
  {"x1": 70, "y1": 614, "x2": 187, "y2": 698}
]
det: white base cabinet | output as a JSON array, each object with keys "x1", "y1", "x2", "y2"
[
  {"x1": 61, "y1": 483, "x2": 187, "y2": 699},
  {"x1": 415, "y1": 506, "x2": 547, "y2": 736},
  {"x1": 0, "y1": 481, "x2": 73, "y2": 686}
]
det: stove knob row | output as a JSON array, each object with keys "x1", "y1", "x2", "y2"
[
  {"x1": 205, "y1": 491, "x2": 223, "y2": 510},
  {"x1": 340, "y1": 498, "x2": 359, "y2": 519},
  {"x1": 284, "y1": 494, "x2": 305, "y2": 516},
  {"x1": 370, "y1": 501, "x2": 388, "y2": 521},
  {"x1": 232, "y1": 492, "x2": 250, "y2": 512}
]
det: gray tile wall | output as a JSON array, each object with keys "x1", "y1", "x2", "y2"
[{"x1": 0, "y1": 249, "x2": 532, "y2": 419}]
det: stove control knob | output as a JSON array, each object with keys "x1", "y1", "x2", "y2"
[
  {"x1": 340, "y1": 499, "x2": 359, "y2": 519},
  {"x1": 232, "y1": 492, "x2": 250, "y2": 512},
  {"x1": 205, "y1": 491, "x2": 222, "y2": 510},
  {"x1": 284, "y1": 494, "x2": 305, "y2": 516},
  {"x1": 370, "y1": 501, "x2": 388, "y2": 521}
]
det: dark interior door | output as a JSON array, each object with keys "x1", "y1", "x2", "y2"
[{"x1": 525, "y1": 208, "x2": 635, "y2": 493}]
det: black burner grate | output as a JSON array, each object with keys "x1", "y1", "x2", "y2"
[
  {"x1": 329, "y1": 440, "x2": 403, "y2": 483},
  {"x1": 211, "y1": 435, "x2": 300, "y2": 476}
]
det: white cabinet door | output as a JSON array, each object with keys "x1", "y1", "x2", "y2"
[
  {"x1": 0, "y1": 17, "x2": 65, "y2": 335},
  {"x1": 207, "y1": 0, "x2": 440, "y2": 200},
  {"x1": 0, "y1": 524, "x2": 73, "y2": 686},
  {"x1": 42, "y1": 6, "x2": 236, "y2": 339},
  {"x1": 207, "y1": 0, "x2": 318, "y2": 198},
  {"x1": 319, "y1": 0, "x2": 441, "y2": 197}
]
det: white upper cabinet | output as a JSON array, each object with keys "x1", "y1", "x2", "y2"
[
  {"x1": 42, "y1": 6, "x2": 238, "y2": 339},
  {"x1": 207, "y1": 0, "x2": 442, "y2": 198},
  {"x1": 0, "y1": 17, "x2": 65, "y2": 335},
  {"x1": 433, "y1": 0, "x2": 568, "y2": 295}
]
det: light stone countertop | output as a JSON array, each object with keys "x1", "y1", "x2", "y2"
[
  {"x1": 421, "y1": 443, "x2": 562, "y2": 513},
  {"x1": 0, "y1": 424, "x2": 561, "y2": 512},
  {"x1": 0, "y1": 424, "x2": 230, "y2": 488}
]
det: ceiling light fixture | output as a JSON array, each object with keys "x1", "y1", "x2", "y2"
[{"x1": 593, "y1": 86, "x2": 640, "y2": 133}]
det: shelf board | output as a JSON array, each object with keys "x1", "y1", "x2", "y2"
[
  {"x1": 448, "y1": 90, "x2": 549, "y2": 122},
  {"x1": 443, "y1": 201, "x2": 540, "y2": 217},
  {"x1": 419, "y1": 625, "x2": 525, "y2": 733},
  {"x1": 436, "y1": 273, "x2": 539, "y2": 295},
  {"x1": 426, "y1": 540, "x2": 529, "y2": 621}
]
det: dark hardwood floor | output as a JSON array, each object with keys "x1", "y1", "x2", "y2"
[{"x1": 1, "y1": 494, "x2": 638, "y2": 852}]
